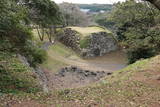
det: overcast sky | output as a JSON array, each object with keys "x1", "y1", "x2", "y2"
[{"x1": 53, "y1": 0, "x2": 126, "y2": 4}]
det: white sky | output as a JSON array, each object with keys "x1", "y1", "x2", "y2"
[{"x1": 53, "y1": 0, "x2": 126, "y2": 4}]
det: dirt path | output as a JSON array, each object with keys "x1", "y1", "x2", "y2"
[
  {"x1": 48, "y1": 50, "x2": 127, "y2": 72},
  {"x1": 44, "y1": 50, "x2": 127, "y2": 90}
]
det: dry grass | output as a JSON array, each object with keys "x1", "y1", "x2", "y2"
[{"x1": 68, "y1": 26, "x2": 111, "y2": 37}]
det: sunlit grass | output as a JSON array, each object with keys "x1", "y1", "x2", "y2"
[
  {"x1": 42, "y1": 42, "x2": 80, "y2": 72},
  {"x1": 49, "y1": 42, "x2": 75, "y2": 57},
  {"x1": 68, "y1": 26, "x2": 111, "y2": 37}
]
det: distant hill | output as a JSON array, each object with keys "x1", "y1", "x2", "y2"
[{"x1": 77, "y1": 4, "x2": 113, "y2": 12}]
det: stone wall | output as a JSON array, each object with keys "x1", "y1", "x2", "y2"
[
  {"x1": 57, "y1": 28, "x2": 118, "y2": 58},
  {"x1": 57, "y1": 28, "x2": 81, "y2": 51},
  {"x1": 81, "y1": 32, "x2": 118, "y2": 58}
]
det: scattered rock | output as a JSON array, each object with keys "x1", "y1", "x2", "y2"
[
  {"x1": 56, "y1": 66, "x2": 109, "y2": 81},
  {"x1": 107, "y1": 72, "x2": 112, "y2": 75},
  {"x1": 34, "y1": 67, "x2": 49, "y2": 93},
  {"x1": 17, "y1": 54, "x2": 49, "y2": 93}
]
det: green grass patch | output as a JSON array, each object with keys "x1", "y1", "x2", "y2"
[
  {"x1": 43, "y1": 54, "x2": 67, "y2": 72},
  {"x1": 50, "y1": 42, "x2": 75, "y2": 57},
  {"x1": 42, "y1": 42, "x2": 80, "y2": 72},
  {"x1": 80, "y1": 36, "x2": 91, "y2": 49}
]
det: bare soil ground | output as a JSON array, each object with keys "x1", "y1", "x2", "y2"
[
  {"x1": 48, "y1": 49, "x2": 127, "y2": 72},
  {"x1": 41, "y1": 43, "x2": 127, "y2": 90},
  {"x1": 43, "y1": 67, "x2": 107, "y2": 90}
]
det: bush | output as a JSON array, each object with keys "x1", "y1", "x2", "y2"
[
  {"x1": 125, "y1": 27, "x2": 160, "y2": 64},
  {"x1": 0, "y1": 38, "x2": 14, "y2": 51},
  {"x1": 0, "y1": 37, "x2": 47, "y2": 68},
  {"x1": 127, "y1": 46, "x2": 156, "y2": 64},
  {"x1": 21, "y1": 41, "x2": 47, "y2": 67}
]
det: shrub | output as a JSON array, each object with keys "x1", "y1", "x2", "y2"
[
  {"x1": 0, "y1": 37, "x2": 47, "y2": 68},
  {"x1": 125, "y1": 27, "x2": 160, "y2": 64},
  {"x1": 127, "y1": 46, "x2": 156, "y2": 64},
  {"x1": 21, "y1": 41, "x2": 47, "y2": 67}
]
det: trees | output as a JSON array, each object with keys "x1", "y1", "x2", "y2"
[
  {"x1": 25, "y1": 0, "x2": 63, "y2": 42},
  {"x1": 59, "y1": 2, "x2": 91, "y2": 26},
  {"x1": 0, "y1": 0, "x2": 62, "y2": 66},
  {"x1": 102, "y1": 0, "x2": 160, "y2": 63},
  {"x1": 0, "y1": 0, "x2": 31, "y2": 46},
  {"x1": 0, "y1": 0, "x2": 62, "y2": 93},
  {"x1": 93, "y1": 12, "x2": 116, "y2": 30},
  {"x1": 15, "y1": 0, "x2": 62, "y2": 26},
  {"x1": 0, "y1": 0, "x2": 62, "y2": 42}
]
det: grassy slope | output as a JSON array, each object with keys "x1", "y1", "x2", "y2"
[
  {"x1": 41, "y1": 55, "x2": 160, "y2": 106},
  {"x1": 42, "y1": 42, "x2": 80, "y2": 72},
  {"x1": 32, "y1": 29, "x2": 80, "y2": 72},
  {"x1": 1, "y1": 55, "x2": 160, "y2": 106}
]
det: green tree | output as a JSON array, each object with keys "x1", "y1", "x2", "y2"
[
  {"x1": 23, "y1": 0, "x2": 63, "y2": 42},
  {"x1": 59, "y1": 2, "x2": 91, "y2": 26},
  {"x1": 0, "y1": 0, "x2": 61, "y2": 66},
  {"x1": 104, "y1": 0, "x2": 160, "y2": 63}
]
